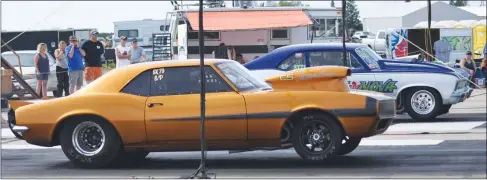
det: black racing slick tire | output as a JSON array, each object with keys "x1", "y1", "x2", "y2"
[
  {"x1": 292, "y1": 113, "x2": 343, "y2": 161},
  {"x1": 59, "y1": 117, "x2": 122, "y2": 168},
  {"x1": 336, "y1": 137, "x2": 362, "y2": 155},
  {"x1": 405, "y1": 87, "x2": 442, "y2": 121}
]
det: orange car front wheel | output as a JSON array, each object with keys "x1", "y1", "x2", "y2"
[{"x1": 291, "y1": 112, "x2": 343, "y2": 162}]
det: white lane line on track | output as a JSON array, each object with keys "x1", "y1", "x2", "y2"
[
  {"x1": 384, "y1": 121, "x2": 486, "y2": 134},
  {"x1": 359, "y1": 139, "x2": 444, "y2": 146}
]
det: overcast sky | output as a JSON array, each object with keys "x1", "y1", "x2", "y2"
[{"x1": 1, "y1": 1, "x2": 483, "y2": 33}]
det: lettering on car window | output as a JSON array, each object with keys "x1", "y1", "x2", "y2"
[{"x1": 153, "y1": 68, "x2": 165, "y2": 81}]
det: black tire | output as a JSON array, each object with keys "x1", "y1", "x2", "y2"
[
  {"x1": 336, "y1": 137, "x2": 361, "y2": 155},
  {"x1": 405, "y1": 87, "x2": 442, "y2": 121},
  {"x1": 59, "y1": 117, "x2": 123, "y2": 168},
  {"x1": 292, "y1": 113, "x2": 343, "y2": 161},
  {"x1": 439, "y1": 104, "x2": 452, "y2": 115}
]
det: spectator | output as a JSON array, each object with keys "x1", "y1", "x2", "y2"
[
  {"x1": 115, "y1": 36, "x2": 131, "y2": 68},
  {"x1": 66, "y1": 36, "x2": 85, "y2": 94},
  {"x1": 236, "y1": 53, "x2": 248, "y2": 64},
  {"x1": 54, "y1": 40, "x2": 69, "y2": 97},
  {"x1": 212, "y1": 42, "x2": 229, "y2": 59},
  {"x1": 81, "y1": 30, "x2": 105, "y2": 84},
  {"x1": 459, "y1": 51, "x2": 477, "y2": 87},
  {"x1": 130, "y1": 39, "x2": 146, "y2": 64},
  {"x1": 227, "y1": 45, "x2": 236, "y2": 60},
  {"x1": 34, "y1": 43, "x2": 50, "y2": 99}
]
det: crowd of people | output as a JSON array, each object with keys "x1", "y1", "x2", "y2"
[{"x1": 33, "y1": 30, "x2": 147, "y2": 98}]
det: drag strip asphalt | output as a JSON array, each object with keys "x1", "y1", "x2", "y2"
[{"x1": 1, "y1": 140, "x2": 485, "y2": 179}]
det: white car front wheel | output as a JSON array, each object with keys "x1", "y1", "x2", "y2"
[{"x1": 405, "y1": 88, "x2": 442, "y2": 121}]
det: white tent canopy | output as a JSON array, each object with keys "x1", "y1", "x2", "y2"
[
  {"x1": 431, "y1": 20, "x2": 458, "y2": 28},
  {"x1": 475, "y1": 19, "x2": 486, "y2": 26},
  {"x1": 413, "y1": 21, "x2": 437, "y2": 28},
  {"x1": 454, "y1": 20, "x2": 478, "y2": 28}
]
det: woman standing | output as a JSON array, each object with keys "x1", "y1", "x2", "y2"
[
  {"x1": 54, "y1": 41, "x2": 69, "y2": 97},
  {"x1": 460, "y1": 51, "x2": 477, "y2": 87},
  {"x1": 34, "y1": 43, "x2": 50, "y2": 98}
]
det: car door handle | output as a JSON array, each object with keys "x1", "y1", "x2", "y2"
[{"x1": 147, "y1": 103, "x2": 163, "y2": 108}]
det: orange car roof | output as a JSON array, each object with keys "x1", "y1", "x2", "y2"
[{"x1": 75, "y1": 59, "x2": 233, "y2": 94}]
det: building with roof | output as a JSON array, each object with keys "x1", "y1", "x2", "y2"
[{"x1": 362, "y1": 1, "x2": 483, "y2": 33}]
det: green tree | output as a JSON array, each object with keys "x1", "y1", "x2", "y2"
[
  {"x1": 449, "y1": 0, "x2": 468, "y2": 6},
  {"x1": 345, "y1": 0, "x2": 363, "y2": 31},
  {"x1": 277, "y1": 0, "x2": 308, "y2": 7}
]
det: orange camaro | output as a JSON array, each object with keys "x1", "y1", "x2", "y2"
[{"x1": 8, "y1": 59, "x2": 396, "y2": 168}]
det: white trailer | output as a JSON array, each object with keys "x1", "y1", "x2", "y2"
[
  {"x1": 113, "y1": 19, "x2": 170, "y2": 48},
  {"x1": 164, "y1": 7, "x2": 344, "y2": 61}
]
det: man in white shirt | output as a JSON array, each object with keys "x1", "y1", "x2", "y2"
[{"x1": 115, "y1": 36, "x2": 131, "y2": 68}]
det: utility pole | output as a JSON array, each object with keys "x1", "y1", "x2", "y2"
[
  {"x1": 341, "y1": 0, "x2": 347, "y2": 66},
  {"x1": 180, "y1": 0, "x2": 214, "y2": 178}
]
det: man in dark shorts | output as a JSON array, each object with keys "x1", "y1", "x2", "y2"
[{"x1": 81, "y1": 30, "x2": 105, "y2": 84}]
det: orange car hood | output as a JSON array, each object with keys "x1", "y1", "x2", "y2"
[{"x1": 265, "y1": 66, "x2": 351, "y2": 92}]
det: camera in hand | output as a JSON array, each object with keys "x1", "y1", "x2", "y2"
[{"x1": 123, "y1": 51, "x2": 127, "y2": 55}]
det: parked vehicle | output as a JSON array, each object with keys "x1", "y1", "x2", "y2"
[
  {"x1": 8, "y1": 59, "x2": 395, "y2": 168},
  {"x1": 244, "y1": 43, "x2": 473, "y2": 121},
  {"x1": 352, "y1": 31, "x2": 374, "y2": 39},
  {"x1": 1, "y1": 50, "x2": 58, "y2": 94},
  {"x1": 360, "y1": 30, "x2": 386, "y2": 55}
]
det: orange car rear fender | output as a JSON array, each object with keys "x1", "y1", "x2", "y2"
[
  {"x1": 51, "y1": 110, "x2": 118, "y2": 142},
  {"x1": 283, "y1": 105, "x2": 348, "y2": 136}
]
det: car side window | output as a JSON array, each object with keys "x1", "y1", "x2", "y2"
[
  {"x1": 277, "y1": 52, "x2": 306, "y2": 70},
  {"x1": 120, "y1": 70, "x2": 151, "y2": 96},
  {"x1": 309, "y1": 51, "x2": 349, "y2": 67},
  {"x1": 149, "y1": 66, "x2": 233, "y2": 96},
  {"x1": 349, "y1": 54, "x2": 364, "y2": 69}
]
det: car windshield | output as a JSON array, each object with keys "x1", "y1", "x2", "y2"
[
  {"x1": 215, "y1": 61, "x2": 271, "y2": 91},
  {"x1": 1, "y1": 53, "x2": 37, "y2": 67},
  {"x1": 354, "y1": 46, "x2": 382, "y2": 69}
]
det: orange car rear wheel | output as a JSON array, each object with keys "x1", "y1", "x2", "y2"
[
  {"x1": 59, "y1": 116, "x2": 123, "y2": 168},
  {"x1": 291, "y1": 112, "x2": 343, "y2": 162},
  {"x1": 336, "y1": 137, "x2": 362, "y2": 155}
]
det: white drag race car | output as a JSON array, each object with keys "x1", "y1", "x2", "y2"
[{"x1": 244, "y1": 43, "x2": 473, "y2": 121}]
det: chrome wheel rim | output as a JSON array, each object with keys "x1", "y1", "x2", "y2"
[
  {"x1": 299, "y1": 120, "x2": 333, "y2": 154},
  {"x1": 410, "y1": 90, "x2": 435, "y2": 115},
  {"x1": 72, "y1": 121, "x2": 105, "y2": 156}
]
